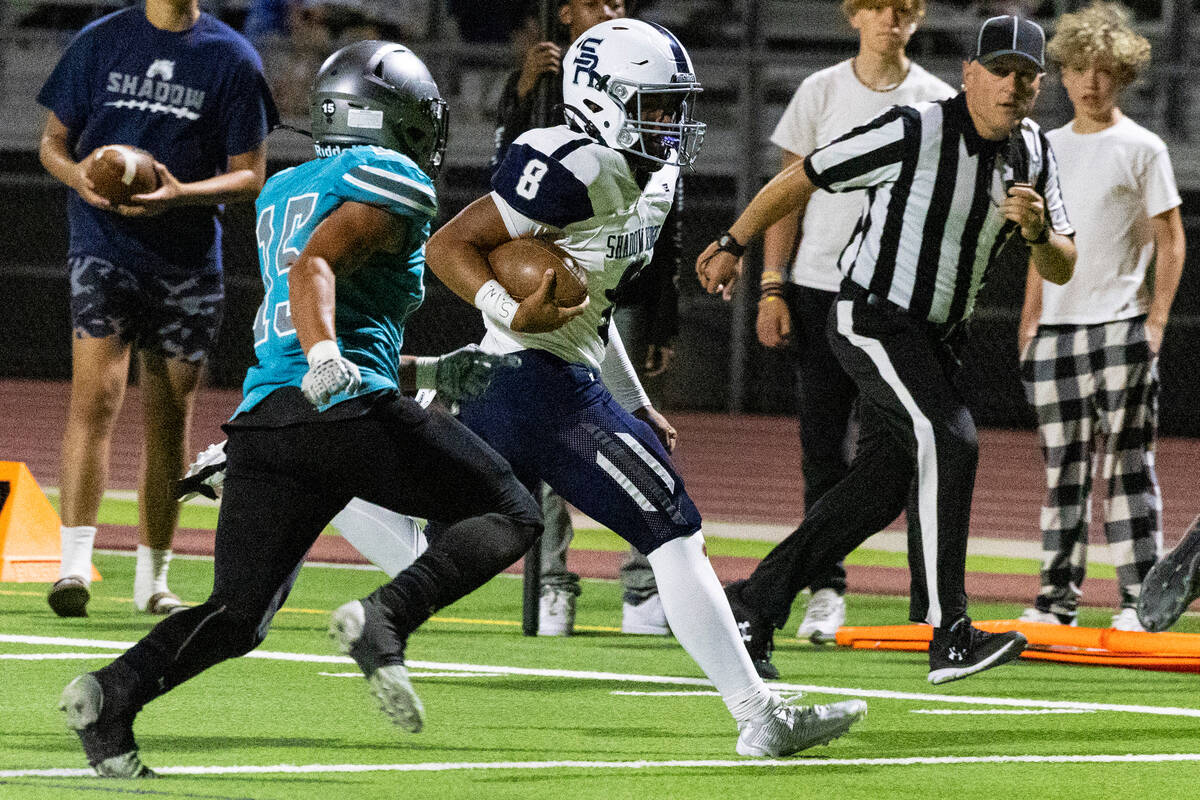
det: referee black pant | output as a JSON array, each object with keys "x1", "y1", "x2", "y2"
[{"x1": 739, "y1": 285, "x2": 976, "y2": 629}]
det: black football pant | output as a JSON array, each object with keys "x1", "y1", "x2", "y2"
[
  {"x1": 738, "y1": 287, "x2": 976, "y2": 629},
  {"x1": 100, "y1": 394, "x2": 541, "y2": 711}
]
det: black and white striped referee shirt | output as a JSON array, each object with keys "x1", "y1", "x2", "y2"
[{"x1": 804, "y1": 92, "x2": 1073, "y2": 325}]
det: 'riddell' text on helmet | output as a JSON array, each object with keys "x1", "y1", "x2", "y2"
[
  {"x1": 310, "y1": 41, "x2": 449, "y2": 177},
  {"x1": 561, "y1": 20, "x2": 705, "y2": 168}
]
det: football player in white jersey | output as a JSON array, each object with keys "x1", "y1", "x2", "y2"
[{"x1": 405, "y1": 19, "x2": 867, "y2": 756}]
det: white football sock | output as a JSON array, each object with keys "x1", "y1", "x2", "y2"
[
  {"x1": 647, "y1": 532, "x2": 774, "y2": 724},
  {"x1": 330, "y1": 498, "x2": 428, "y2": 578},
  {"x1": 58, "y1": 525, "x2": 97, "y2": 584},
  {"x1": 133, "y1": 545, "x2": 172, "y2": 610}
]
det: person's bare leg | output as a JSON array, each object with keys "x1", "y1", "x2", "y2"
[
  {"x1": 50, "y1": 335, "x2": 132, "y2": 617},
  {"x1": 133, "y1": 349, "x2": 202, "y2": 613}
]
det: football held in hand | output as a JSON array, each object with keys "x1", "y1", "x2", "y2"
[
  {"x1": 488, "y1": 238, "x2": 588, "y2": 306},
  {"x1": 85, "y1": 144, "x2": 159, "y2": 205}
]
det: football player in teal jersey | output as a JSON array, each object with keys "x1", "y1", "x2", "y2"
[{"x1": 57, "y1": 41, "x2": 564, "y2": 778}]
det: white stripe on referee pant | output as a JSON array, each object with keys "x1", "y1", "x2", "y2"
[{"x1": 836, "y1": 300, "x2": 943, "y2": 627}]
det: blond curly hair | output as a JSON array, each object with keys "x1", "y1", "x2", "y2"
[
  {"x1": 1047, "y1": 2, "x2": 1150, "y2": 85},
  {"x1": 842, "y1": 0, "x2": 926, "y2": 23}
]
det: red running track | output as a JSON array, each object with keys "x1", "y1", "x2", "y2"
[{"x1": 4, "y1": 378, "x2": 1198, "y2": 607}]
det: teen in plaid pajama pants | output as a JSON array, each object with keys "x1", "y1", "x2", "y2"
[{"x1": 1017, "y1": 5, "x2": 1186, "y2": 630}]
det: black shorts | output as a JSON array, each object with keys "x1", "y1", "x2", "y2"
[{"x1": 68, "y1": 254, "x2": 223, "y2": 362}]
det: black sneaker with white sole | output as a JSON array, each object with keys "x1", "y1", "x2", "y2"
[
  {"x1": 59, "y1": 673, "x2": 155, "y2": 778},
  {"x1": 927, "y1": 617, "x2": 1026, "y2": 685},
  {"x1": 1138, "y1": 515, "x2": 1200, "y2": 633},
  {"x1": 725, "y1": 580, "x2": 780, "y2": 681}
]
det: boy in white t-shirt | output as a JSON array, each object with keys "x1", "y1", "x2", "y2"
[
  {"x1": 1017, "y1": 2, "x2": 1186, "y2": 631},
  {"x1": 734, "y1": 0, "x2": 954, "y2": 665}
]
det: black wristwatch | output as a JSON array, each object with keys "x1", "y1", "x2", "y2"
[{"x1": 716, "y1": 231, "x2": 746, "y2": 258}]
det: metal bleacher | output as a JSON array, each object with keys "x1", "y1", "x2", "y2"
[{"x1": 2, "y1": 0, "x2": 1197, "y2": 183}]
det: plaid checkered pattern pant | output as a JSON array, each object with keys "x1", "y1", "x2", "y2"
[{"x1": 1020, "y1": 317, "x2": 1163, "y2": 615}]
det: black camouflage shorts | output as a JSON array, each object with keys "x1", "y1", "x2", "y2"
[{"x1": 68, "y1": 255, "x2": 224, "y2": 363}]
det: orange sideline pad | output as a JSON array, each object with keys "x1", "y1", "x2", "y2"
[
  {"x1": 835, "y1": 620, "x2": 1200, "y2": 673},
  {"x1": 0, "y1": 461, "x2": 101, "y2": 583}
]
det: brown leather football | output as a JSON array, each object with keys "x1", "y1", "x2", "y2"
[
  {"x1": 487, "y1": 237, "x2": 587, "y2": 306},
  {"x1": 84, "y1": 145, "x2": 159, "y2": 205}
]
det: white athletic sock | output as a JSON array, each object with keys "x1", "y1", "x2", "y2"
[
  {"x1": 647, "y1": 532, "x2": 775, "y2": 724},
  {"x1": 133, "y1": 545, "x2": 172, "y2": 610},
  {"x1": 58, "y1": 525, "x2": 97, "y2": 584},
  {"x1": 330, "y1": 498, "x2": 428, "y2": 578}
]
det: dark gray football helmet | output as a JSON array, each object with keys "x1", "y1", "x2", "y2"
[{"x1": 310, "y1": 40, "x2": 449, "y2": 177}]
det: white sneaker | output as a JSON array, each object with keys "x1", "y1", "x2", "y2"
[
  {"x1": 1111, "y1": 607, "x2": 1145, "y2": 632},
  {"x1": 1018, "y1": 607, "x2": 1077, "y2": 626},
  {"x1": 796, "y1": 588, "x2": 845, "y2": 644},
  {"x1": 736, "y1": 696, "x2": 867, "y2": 757},
  {"x1": 538, "y1": 587, "x2": 576, "y2": 636},
  {"x1": 622, "y1": 594, "x2": 670, "y2": 635}
]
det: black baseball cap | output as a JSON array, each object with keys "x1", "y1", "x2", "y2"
[{"x1": 974, "y1": 15, "x2": 1045, "y2": 71}]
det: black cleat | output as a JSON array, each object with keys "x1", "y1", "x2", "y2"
[
  {"x1": 1138, "y1": 516, "x2": 1200, "y2": 633},
  {"x1": 928, "y1": 617, "x2": 1026, "y2": 685},
  {"x1": 725, "y1": 581, "x2": 780, "y2": 680},
  {"x1": 59, "y1": 673, "x2": 155, "y2": 778},
  {"x1": 48, "y1": 576, "x2": 90, "y2": 618}
]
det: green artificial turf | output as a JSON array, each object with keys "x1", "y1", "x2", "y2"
[{"x1": 1, "y1": 552, "x2": 1197, "y2": 799}]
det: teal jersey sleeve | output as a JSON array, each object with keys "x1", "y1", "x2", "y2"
[{"x1": 235, "y1": 147, "x2": 435, "y2": 419}]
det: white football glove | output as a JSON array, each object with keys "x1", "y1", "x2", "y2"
[
  {"x1": 177, "y1": 440, "x2": 227, "y2": 501},
  {"x1": 414, "y1": 344, "x2": 521, "y2": 402},
  {"x1": 302, "y1": 339, "x2": 362, "y2": 407}
]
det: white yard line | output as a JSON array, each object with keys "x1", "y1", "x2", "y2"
[
  {"x1": 4, "y1": 753, "x2": 1200, "y2": 779},
  {"x1": 4, "y1": 633, "x2": 1199, "y2": 718},
  {"x1": 910, "y1": 709, "x2": 1096, "y2": 715}
]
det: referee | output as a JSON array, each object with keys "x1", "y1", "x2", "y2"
[{"x1": 697, "y1": 15, "x2": 1076, "y2": 684}]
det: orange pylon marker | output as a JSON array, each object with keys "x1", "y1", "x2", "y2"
[{"x1": 0, "y1": 462, "x2": 101, "y2": 583}]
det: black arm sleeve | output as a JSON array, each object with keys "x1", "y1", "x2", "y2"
[{"x1": 646, "y1": 176, "x2": 683, "y2": 345}]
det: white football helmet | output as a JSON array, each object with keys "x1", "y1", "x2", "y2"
[{"x1": 561, "y1": 19, "x2": 705, "y2": 168}]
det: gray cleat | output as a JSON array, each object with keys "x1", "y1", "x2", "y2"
[
  {"x1": 736, "y1": 696, "x2": 867, "y2": 757},
  {"x1": 59, "y1": 673, "x2": 155, "y2": 778},
  {"x1": 1138, "y1": 516, "x2": 1200, "y2": 632},
  {"x1": 329, "y1": 599, "x2": 425, "y2": 733}
]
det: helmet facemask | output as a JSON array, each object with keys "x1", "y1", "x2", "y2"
[{"x1": 612, "y1": 81, "x2": 704, "y2": 167}]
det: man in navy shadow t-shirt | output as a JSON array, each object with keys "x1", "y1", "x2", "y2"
[{"x1": 37, "y1": 0, "x2": 277, "y2": 618}]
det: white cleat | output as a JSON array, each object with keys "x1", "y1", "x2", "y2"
[
  {"x1": 369, "y1": 665, "x2": 425, "y2": 734},
  {"x1": 1111, "y1": 607, "x2": 1145, "y2": 632},
  {"x1": 796, "y1": 589, "x2": 846, "y2": 644},
  {"x1": 538, "y1": 587, "x2": 576, "y2": 636},
  {"x1": 329, "y1": 600, "x2": 424, "y2": 733},
  {"x1": 1018, "y1": 607, "x2": 1077, "y2": 626},
  {"x1": 622, "y1": 593, "x2": 670, "y2": 635},
  {"x1": 736, "y1": 696, "x2": 867, "y2": 757}
]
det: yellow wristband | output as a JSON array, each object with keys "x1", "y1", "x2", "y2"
[
  {"x1": 759, "y1": 295, "x2": 784, "y2": 305},
  {"x1": 761, "y1": 270, "x2": 785, "y2": 283}
]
